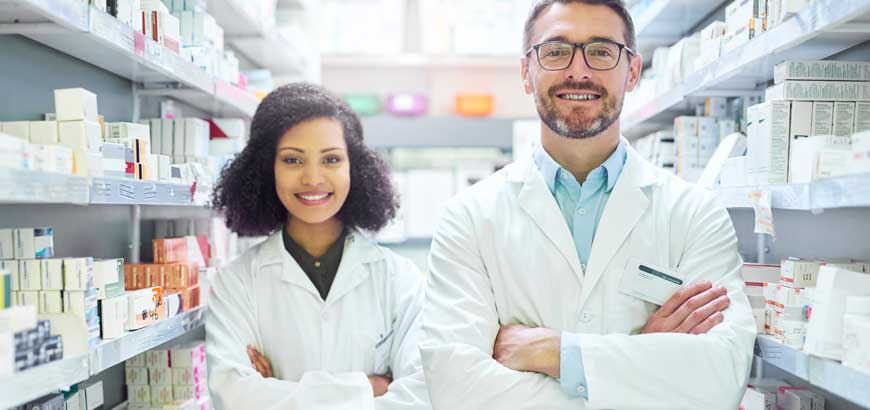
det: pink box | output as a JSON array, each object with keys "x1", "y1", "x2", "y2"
[{"x1": 385, "y1": 94, "x2": 427, "y2": 116}]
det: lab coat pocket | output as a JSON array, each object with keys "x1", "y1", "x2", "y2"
[{"x1": 372, "y1": 328, "x2": 394, "y2": 376}]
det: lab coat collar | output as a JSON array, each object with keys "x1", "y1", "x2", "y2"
[
  {"x1": 511, "y1": 138, "x2": 661, "y2": 293},
  {"x1": 579, "y1": 143, "x2": 659, "y2": 309},
  {"x1": 257, "y1": 228, "x2": 385, "y2": 305}
]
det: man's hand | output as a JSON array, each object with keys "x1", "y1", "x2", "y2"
[
  {"x1": 642, "y1": 281, "x2": 731, "y2": 335},
  {"x1": 493, "y1": 324, "x2": 561, "y2": 378},
  {"x1": 247, "y1": 345, "x2": 273, "y2": 378},
  {"x1": 369, "y1": 375, "x2": 392, "y2": 397}
]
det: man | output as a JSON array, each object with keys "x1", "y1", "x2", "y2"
[{"x1": 419, "y1": 1, "x2": 757, "y2": 409}]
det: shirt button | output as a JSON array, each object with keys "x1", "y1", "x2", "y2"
[
  {"x1": 578, "y1": 208, "x2": 587, "y2": 215},
  {"x1": 314, "y1": 261, "x2": 321, "y2": 268},
  {"x1": 577, "y1": 385, "x2": 586, "y2": 394},
  {"x1": 580, "y1": 312, "x2": 593, "y2": 323}
]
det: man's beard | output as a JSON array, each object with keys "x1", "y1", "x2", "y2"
[{"x1": 535, "y1": 80, "x2": 622, "y2": 139}]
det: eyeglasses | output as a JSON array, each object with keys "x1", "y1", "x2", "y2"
[{"x1": 526, "y1": 40, "x2": 634, "y2": 71}]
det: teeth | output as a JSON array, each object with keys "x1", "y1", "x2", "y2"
[
  {"x1": 299, "y1": 193, "x2": 329, "y2": 201},
  {"x1": 562, "y1": 94, "x2": 599, "y2": 101}
]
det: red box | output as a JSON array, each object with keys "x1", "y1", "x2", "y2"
[
  {"x1": 163, "y1": 263, "x2": 198, "y2": 288},
  {"x1": 153, "y1": 238, "x2": 188, "y2": 264},
  {"x1": 165, "y1": 284, "x2": 200, "y2": 311}
]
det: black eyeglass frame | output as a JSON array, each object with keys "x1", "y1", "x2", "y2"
[{"x1": 525, "y1": 40, "x2": 635, "y2": 71}]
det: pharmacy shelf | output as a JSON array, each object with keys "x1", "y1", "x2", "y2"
[
  {"x1": 89, "y1": 177, "x2": 197, "y2": 206},
  {"x1": 322, "y1": 54, "x2": 519, "y2": 70},
  {"x1": 631, "y1": 0, "x2": 730, "y2": 60},
  {"x1": 89, "y1": 307, "x2": 205, "y2": 375},
  {"x1": 623, "y1": 0, "x2": 870, "y2": 137},
  {"x1": 0, "y1": 308, "x2": 205, "y2": 409},
  {"x1": 361, "y1": 116, "x2": 517, "y2": 149},
  {"x1": 0, "y1": 354, "x2": 90, "y2": 409},
  {"x1": 208, "y1": 0, "x2": 307, "y2": 75},
  {"x1": 0, "y1": 0, "x2": 258, "y2": 119},
  {"x1": 715, "y1": 173, "x2": 870, "y2": 210},
  {"x1": 756, "y1": 335, "x2": 870, "y2": 407},
  {"x1": 0, "y1": 168, "x2": 90, "y2": 205}
]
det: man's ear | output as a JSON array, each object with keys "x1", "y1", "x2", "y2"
[
  {"x1": 521, "y1": 57, "x2": 533, "y2": 95},
  {"x1": 625, "y1": 52, "x2": 643, "y2": 92}
]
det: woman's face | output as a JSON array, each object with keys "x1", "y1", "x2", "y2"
[{"x1": 274, "y1": 117, "x2": 351, "y2": 226}]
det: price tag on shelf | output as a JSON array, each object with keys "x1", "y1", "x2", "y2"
[
  {"x1": 749, "y1": 190, "x2": 776, "y2": 238},
  {"x1": 144, "y1": 38, "x2": 163, "y2": 69}
]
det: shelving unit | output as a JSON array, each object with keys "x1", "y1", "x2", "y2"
[
  {"x1": 208, "y1": 0, "x2": 307, "y2": 75},
  {"x1": 715, "y1": 173, "x2": 870, "y2": 210},
  {"x1": 322, "y1": 54, "x2": 519, "y2": 70},
  {"x1": 623, "y1": 0, "x2": 870, "y2": 137},
  {"x1": 756, "y1": 336, "x2": 870, "y2": 407},
  {"x1": 0, "y1": 354, "x2": 90, "y2": 409},
  {"x1": 0, "y1": 309, "x2": 206, "y2": 409},
  {"x1": 631, "y1": 0, "x2": 731, "y2": 60},
  {"x1": 624, "y1": 1, "x2": 870, "y2": 408},
  {"x1": 0, "y1": 0, "x2": 258, "y2": 119},
  {"x1": 361, "y1": 116, "x2": 517, "y2": 149}
]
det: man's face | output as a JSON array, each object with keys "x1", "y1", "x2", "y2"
[{"x1": 522, "y1": 3, "x2": 642, "y2": 139}]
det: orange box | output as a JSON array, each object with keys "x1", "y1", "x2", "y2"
[
  {"x1": 147, "y1": 264, "x2": 167, "y2": 288},
  {"x1": 455, "y1": 94, "x2": 494, "y2": 117},
  {"x1": 165, "y1": 284, "x2": 200, "y2": 312},
  {"x1": 163, "y1": 263, "x2": 198, "y2": 288},
  {"x1": 153, "y1": 238, "x2": 188, "y2": 264},
  {"x1": 125, "y1": 264, "x2": 148, "y2": 290}
]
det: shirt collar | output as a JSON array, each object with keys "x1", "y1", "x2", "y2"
[{"x1": 533, "y1": 139, "x2": 627, "y2": 193}]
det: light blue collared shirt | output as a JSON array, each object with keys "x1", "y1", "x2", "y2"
[{"x1": 533, "y1": 140, "x2": 627, "y2": 399}]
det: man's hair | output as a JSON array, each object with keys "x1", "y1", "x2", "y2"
[{"x1": 522, "y1": 0, "x2": 636, "y2": 53}]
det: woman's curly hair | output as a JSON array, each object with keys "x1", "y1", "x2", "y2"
[{"x1": 212, "y1": 83, "x2": 398, "y2": 236}]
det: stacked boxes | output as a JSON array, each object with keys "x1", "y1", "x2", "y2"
[
  {"x1": 804, "y1": 265, "x2": 870, "y2": 360},
  {"x1": 759, "y1": 258, "x2": 869, "y2": 351},
  {"x1": 127, "y1": 341, "x2": 211, "y2": 410},
  {"x1": 673, "y1": 116, "x2": 722, "y2": 182},
  {"x1": 4, "y1": 309, "x2": 63, "y2": 373}
]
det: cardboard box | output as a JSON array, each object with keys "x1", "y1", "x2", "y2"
[
  {"x1": 766, "y1": 80, "x2": 870, "y2": 101},
  {"x1": 789, "y1": 101, "x2": 813, "y2": 140},
  {"x1": 128, "y1": 384, "x2": 151, "y2": 404},
  {"x1": 774, "y1": 60, "x2": 870, "y2": 83},
  {"x1": 126, "y1": 287, "x2": 165, "y2": 330},
  {"x1": 1, "y1": 260, "x2": 19, "y2": 291},
  {"x1": 787, "y1": 135, "x2": 851, "y2": 184},
  {"x1": 108, "y1": 122, "x2": 150, "y2": 143},
  {"x1": 152, "y1": 384, "x2": 175, "y2": 405},
  {"x1": 99, "y1": 294, "x2": 128, "y2": 339},
  {"x1": 172, "y1": 367, "x2": 194, "y2": 386},
  {"x1": 39, "y1": 291, "x2": 63, "y2": 313},
  {"x1": 816, "y1": 149, "x2": 852, "y2": 179},
  {"x1": 18, "y1": 290, "x2": 38, "y2": 307},
  {"x1": 127, "y1": 352, "x2": 147, "y2": 367},
  {"x1": 161, "y1": 119, "x2": 175, "y2": 156},
  {"x1": 54, "y1": 88, "x2": 99, "y2": 122},
  {"x1": 170, "y1": 341, "x2": 204, "y2": 368},
  {"x1": 164, "y1": 284, "x2": 199, "y2": 311},
  {"x1": 1, "y1": 121, "x2": 31, "y2": 140},
  {"x1": 147, "y1": 348, "x2": 171, "y2": 368},
  {"x1": 40, "y1": 259, "x2": 64, "y2": 290},
  {"x1": 173, "y1": 119, "x2": 186, "y2": 157},
  {"x1": 14, "y1": 228, "x2": 36, "y2": 259},
  {"x1": 0, "y1": 229, "x2": 14, "y2": 259},
  {"x1": 804, "y1": 266, "x2": 870, "y2": 360},
  {"x1": 811, "y1": 101, "x2": 834, "y2": 136},
  {"x1": 59, "y1": 120, "x2": 102, "y2": 151},
  {"x1": 18, "y1": 260, "x2": 41, "y2": 290},
  {"x1": 746, "y1": 102, "x2": 791, "y2": 185},
  {"x1": 93, "y1": 258, "x2": 125, "y2": 300},
  {"x1": 154, "y1": 238, "x2": 189, "y2": 264},
  {"x1": 833, "y1": 102, "x2": 856, "y2": 137},
  {"x1": 29, "y1": 121, "x2": 60, "y2": 144},
  {"x1": 150, "y1": 366, "x2": 172, "y2": 385},
  {"x1": 126, "y1": 365, "x2": 149, "y2": 385},
  {"x1": 163, "y1": 263, "x2": 198, "y2": 288},
  {"x1": 33, "y1": 227, "x2": 53, "y2": 259},
  {"x1": 855, "y1": 101, "x2": 870, "y2": 134},
  {"x1": 63, "y1": 257, "x2": 93, "y2": 290}
]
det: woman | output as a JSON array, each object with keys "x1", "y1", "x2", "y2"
[{"x1": 206, "y1": 83, "x2": 430, "y2": 410}]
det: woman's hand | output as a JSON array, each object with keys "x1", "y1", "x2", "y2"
[
  {"x1": 368, "y1": 375, "x2": 392, "y2": 397},
  {"x1": 247, "y1": 345, "x2": 273, "y2": 378}
]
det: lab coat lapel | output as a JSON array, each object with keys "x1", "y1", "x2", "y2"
[
  {"x1": 324, "y1": 231, "x2": 381, "y2": 307},
  {"x1": 259, "y1": 231, "x2": 322, "y2": 300},
  {"x1": 579, "y1": 146, "x2": 658, "y2": 309},
  {"x1": 514, "y1": 159, "x2": 584, "y2": 282}
]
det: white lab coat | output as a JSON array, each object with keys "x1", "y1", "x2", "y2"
[
  {"x1": 206, "y1": 229, "x2": 431, "y2": 410},
  {"x1": 420, "y1": 142, "x2": 756, "y2": 410}
]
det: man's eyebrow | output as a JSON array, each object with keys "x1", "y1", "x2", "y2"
[{"x1": 538, "y1": 35, "x2": 622, "y2": 44}]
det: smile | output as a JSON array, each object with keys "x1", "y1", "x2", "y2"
[{"x1": 557, "y1": 93, "x2": 601, "y2": 101}]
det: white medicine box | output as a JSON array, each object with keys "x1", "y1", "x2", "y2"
[{"x1": 54, "y1": 88, "x2": 99, "y2": 122}]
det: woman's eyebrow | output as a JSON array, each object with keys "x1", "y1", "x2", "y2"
[
  {"x1": 278, "y1": 147, "x2": 305, "y2": 153},
  {"x1": 321, "y1": 147, "x2": 345, "y2": 153}
]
